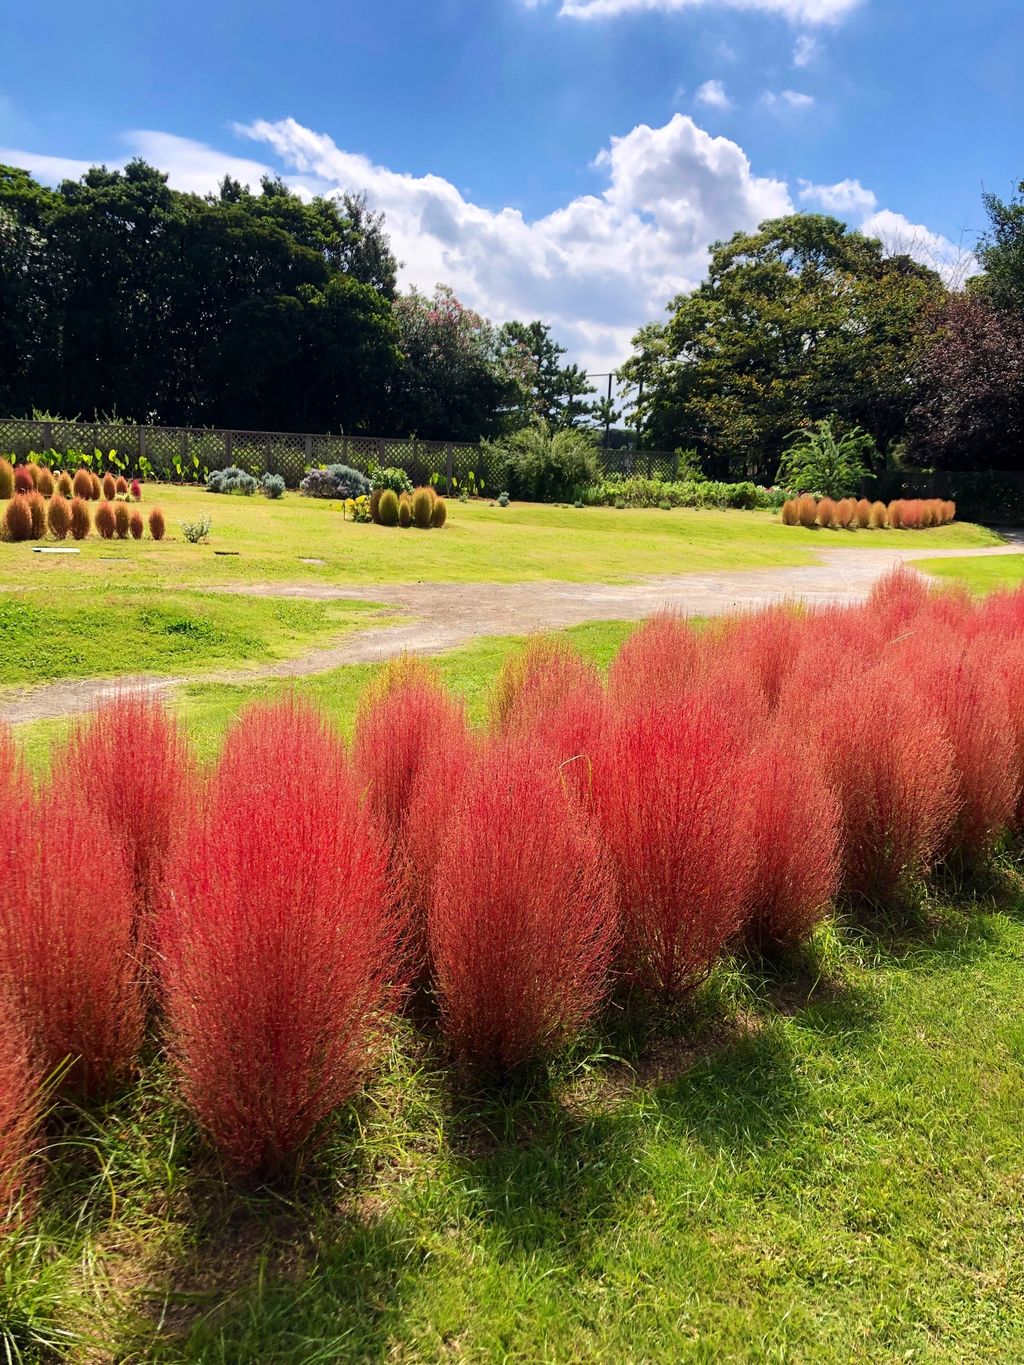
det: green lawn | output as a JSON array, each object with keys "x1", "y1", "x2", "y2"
[
  {"x1": 6, "y1": 623, "x2": 1024, "y2": 1362},
  {"x1": 918, "y1": 552, "x2": 1024, "y2": 594}
]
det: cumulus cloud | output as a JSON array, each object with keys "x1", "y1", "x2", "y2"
[
  {"x1": 799, "y1": 177, "x2": 877, "y2": 213},
  {"x1": 760, "y1": 89, "x2": 815, "y2": 112},
  {"x1": 533, "y1": 0, "x2": 859, "y2": 24},
  {"x1": 696, "y1": 79, "x2": 732, "y2": 110},
  {"x1": 859, "y1": 209, "x2": 976, "y2": 285}
]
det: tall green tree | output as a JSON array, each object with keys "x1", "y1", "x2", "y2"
[
  {"x1": 499, "y1": 320, "x2": 596, "y2": 428},
  {"x1": 621, "y1": 214, "x2": 946, "y2": 480},
  {"x1": 976, "y1": 180, "x2": 1024, "y2": 315}
]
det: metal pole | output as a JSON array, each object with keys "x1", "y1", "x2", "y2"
[{"x1": 604, "y1": 373, "x2": 612, "y2": 450}]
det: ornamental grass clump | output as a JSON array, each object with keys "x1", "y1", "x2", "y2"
[
  {"x1": 70, "y1": 497, "x2": 90, "y2": 540},
  {"x1": 47, "y1": 493, "x2": 71, "y2": 540},
  {"x1": 592, "y1": 698, "x2": 750, "y2": 998},
  {"x1": 607, "y1": 613, "x2": 698, "y2": 711},
  {"x1": 429, "y1": 738, "x2": 616, "y2": 1074},
  {"x1": 0, "y1": 991, "x2": 40, "y2": 1230},
  {"x1": 159, "y1": 699, "x2": 398, "y2": 1174},
  {"x1": 0, "y1": 780, "x2": 142, "y2": 1098}
]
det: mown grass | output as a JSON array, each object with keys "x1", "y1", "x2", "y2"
[
  {"x1": 0, "y1": 486, "x2": 1000, "y2": 597},
  {"x1": 0, "y1": 591, "x2": 383, "y2": 687},
  {"x1": 6, "y1": 623, "x2": 1024, "y2": 1362},
  {"x1": 917, "y1": 551, "x2": 1024, "y2": 594}
]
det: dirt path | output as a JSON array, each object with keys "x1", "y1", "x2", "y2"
[{"x1": 3, "y1": 539, "x2": 1020, "y2": 726}]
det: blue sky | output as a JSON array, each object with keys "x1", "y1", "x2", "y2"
[{"x1": 3, "y1": 0, "x2": 1021, "y2": 370}]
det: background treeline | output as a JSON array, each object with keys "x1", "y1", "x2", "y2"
[
  {"x1": 622, "y1": 185, "x2": 1024, "y2": 483},
  {"x1": 0, "y1": 161, "x2": 598, "y2": 441}
]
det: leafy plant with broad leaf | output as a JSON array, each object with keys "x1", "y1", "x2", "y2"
[{"x1": 776, "y1": 419, "x2": 877, "y2": 499}]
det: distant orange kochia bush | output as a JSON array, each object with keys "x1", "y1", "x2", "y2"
[
  {"x1": 835, "y1": 497, "x2": 856, "y2": 529},
  {"x1": 781, "y1": 497, "x2": 799, "y2": 526},
  {"x1": 148, "y1": 507, "x2": 165, "y2": 541},
  {"x1": 72, "y1": 468, "x2": 93, "y2": 500},
  {"x1": 741, "y1": 737, "x2": 842, "y2": 952},
  {"x1": 115, "y1": 476, "x2": 129, "y2": 496},
  {"x1": 57, "y1": 471, "x2": 73, "y2": 498},
  {"x1": 95, "y1": 502, "x2": 116, "y2": 539},
  {"x1": 114, "y1": 502, "x2": 130, "y2": 539},
  {"x1": 855, "y1": 497, "x2": 872, "y2": 528},
  {"x1": 47, "y1": 493, "x2": 71, "y2": 539},
  {"x1": 816, "y1": 496, "x2": 837, "y2": 528},
  {"x1": 868, "y1": 500, "x2": 888, "y2": 528},
  {"x1": 90, "y1": 472, "x2": 101, "y2": 500},
  {"x1": 102, "y1": 473, "x2": 116, "y2": 500},
  {"x1": 129, "y1": 510, "x2": 144, "y2": 539},
  {"x1": 592, "y1": 699, "x2": 750, "y2": 997},
  {"x1": 4, "y1": 495, "x2": 32, "y2": 542},
  {"x1": 429, "y1": 738, "x2": 616, "y2": 1072},
  {"x1": 607, "y1": 613, "x2": 698, "y2": 711},
  {"x1": 35, "y1": 467, "x2": 54, "y2": 498},
  {"x1": 26, "y1": 491, "x2": 46, "y2": 539},
  {"x1": 0, "y1": 458, "x2": 12, "y2": 499},
  {"x1": 781, "y1": 496, "x2": 953, "y2": 530},
  {"x1": 158, "y1": 699, "x2": 398, "y2": 1173},
  {"x1": 0, "y1": 990, "x2": 40, "y2": 1230},
  {"x1": 0, "y1": 780, "x2": 142, "y2": 1098},
  {"x1": 70, "y1": 497, "x2": 91, "y2": 540},
  {"x1": 796, "y1": 494, "x2": 817, "y2": 528}
]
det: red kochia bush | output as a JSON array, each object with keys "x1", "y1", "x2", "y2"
[
  {"x1": 0, "y1": 991, "x2": 40, "y2": 1229},
  {"x1": 809, "y1": 662, "x2": 957, "y2": 905},
  {"x1": 0, "y1": 782, "x2": 141, "y2": 1097},
  {"x1": 592, "y1": 699, "x2": 750, "y2": 997},
  {"x1": 115, "y1": 476, "x2": 129, "y2": 496},
  {"x1": 102, "y1": 473, "x2": 116, "y2": 500},
  {"x1": 159, "y1": 699, "x2": 397, "y2": 1173},
  {"x1": 4, "y1": 495, "x2": 32, "y2": 542},
  {"x1": 55, "y1": 694, "x2": 196, "y2": 928},
  {"x1": 129, "y1": 510, "x2": 144, "y2": 539},
  {"x1": 13, "y1": 466, "x2": 33, "y2": 495},
  {"x1": 148, "y1": 507, "x2": 165, "y2": 541},
  {"x1": 26, "y1": 491, "x2": 45, "y2": 539},
  {"x1": 47, "y1": 493, "x2": 71, "y2": 540},
  {"x1": 490, "y1": 636, "x2": 603, "y2": 735},
  {"x1": 983, "y1": 637, "x2": 1024, "y2": 831},
  {"x1": 741, "y1": 738, "x2": 842, "y2": 952},
  {"x1": 430, "y1": 739, "x2": 616, "y2": 1072},
  {"x1": 70, "y1": 496, "x2": 90, "y2": 540},
  {"x1": 0, "y1": 458, "x2": 13, "y2": 499},
  {"x1": 95, "y1": 502, "x2": 115, "y2": 539},
  {"x1": 114, "y1": 501, "x2": 130, "y2": 539},
  {"x1": 131, "y1": 479, "x2": 142, "y2": 501},
  {"x1": 607, "y1": 613, "x2": 698, "y2": 711},
  {"x1": 72, "y1": 468, "x2": 92, "y2": 500}
]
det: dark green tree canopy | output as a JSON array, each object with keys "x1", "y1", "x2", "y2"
[{"x1": 498, "y1": 320, "x2": 596, "y2": 429}]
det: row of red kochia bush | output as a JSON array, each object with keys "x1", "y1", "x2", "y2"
[
  {"x1": 781, "y1": 494, "x2": 956, "y2": 529},
  {"x1": 3, "y1": 493, "x2": 166, "y2": 543},
  {"x1": 3, "y1": 567, "x2": 1024, "y2": 1212},
  {"x1": 0, "y1": 458, "x2": 142, "y2": 504}
]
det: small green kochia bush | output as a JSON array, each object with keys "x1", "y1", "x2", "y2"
[
  {"x1": 398, "y1": 493, "x2": 413, "y2": 528},
  {"x1": 412, "y1": 486, "x2": 435, "y2": 529},
  {"x1": 431, "y1": 496, "x2": 447, "y2": 528},
  {"x1": 378, "y1": 489, "x2": 400, "y2": 527}
]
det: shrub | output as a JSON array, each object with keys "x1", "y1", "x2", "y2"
[
  {"x1": 835, "y1": 497, "x2": 856, "y2": 529},
  {"x1": 869, "y1": 499, "x2": 888, "y2": 528},
  {"x1": 90, "y1": 473, "x2": 102, "y2": 499},
  {"x1": 369, "y1": 488, "x2": 383, "y2": 523},
  {"x1": 47, "y1": 493, "x2": 71, "y2": 540},
  {"x1": 809, "y1": 662, "x2": 957, "y2": 905},
  {"x1": 592, "y1": 698, "x2": 750, "y2": 997},
  {"x1": 262, "y1": 473, "x2": 285, "y2": 499},
  {"x1": 129, "y1": 510, "x2": 144, "y2": 539},
  {"x1": 370, "y1": 466, "x2": 414, "y2": 496},
  {"x1": 816, "y1": 496, "x2": 837, "y2": 528},
  {"x1": 181, "y1": 514, "x2": 211, "y2": 544},
  {"x1": 36, "y1": 467, "x2": 54, "y2": 498},
  {"x1": 430, "y1": 738, "x2": 616, "y2": 1073},
  {"x1": 888, "y1": 499, "x2": 905, "y2": 529},
  {"x1": 607, "y1": 613, "x2": 698, "y2": 711},
  {"x1": 776, "y1": 418, "x2": 876, "y2": 499},
  {"x1": 378, "y1": 489, "x2": 400, "y2": 527},
  {"x1": 26, "y1": 491, "x2": 45, "y2": 539},
  {"x1": 114, "y1": 502, "x2": 130, "y2": 539},
  {"x1": 855, "y1": 497, "x2": 872, "y2": 528},
  {"x1": 115, "y1": 476, "x2": 129, "y2": 496},
  {"x1": 102, "y1": 473, "x2": 116, "y2": 500},
  {"x1": 300, "y1": 464, "x2": 370, "y2": 499},
  {"x1": 412, "y1": 486, "x2": 435, "y2": 529},
  {"x1": 57, "y1": 471, "x2": 73, "y2": 498},
  {"x1": 0, "y1": 459, "x2": 12, "y2": 499},
  {"x1": 0, "y1": 991, "x2": 40, "y2": 1230},
  {"x1": 95, "y1": 502, "x2": 116, "y2": 539},
  {"x1": 70, "y1": 497, "x2": 91, "y2": 540},
  {"x1": 148, "y1": 507, "x2": 166, "y2": 541},
  {"x1": 796, "y1": 493, "x2": 818, "y2": 528},
  {"x1": 398, "y1": 493, "x2": 412, "y2": 528},
  {"x1": 13, "y1": 466, "x2": 33, "y2": 495},
  {"x1": 485, "y1": 422, "x2": 600, "y2": 503},
  {"x1": 207, "y1": 466, "x2": 258, "y2": 495},
  {"x1": 4, "y1": 497, "x2": 32, "y2": 542},
  {"x1": 72, "y1": 469, "x2": 92, "y2": 500},
  {"x1": 159, "y1": 699, "x2": 397, "y2": 1173},
  {"x1": 490, "y1": 636, "x2": 603, "y2": 736},
  {"x1": 710, "y1": 606, "x2": 808, "y2": 714},
  {"x1": 131, "y1": 478, "x2": 142, "y2": 501},
  {"x1": 497, "y1": 491, "x2": 510, "y2": 508},
  {"x1": 741, "y1": 738, "x2": 841, "y2": 953},
  {"x1": 430, "y1": 496, "x2": 447, "y2": 528},
  {"x1": 781, "y1": 498, "x2": 799, "y2": 526},
  {"x1": 0, "y1": 780, "x2": 142, "y2": 1097},
  {"x1": 55, "y1": 694, "x2": 196, "y2": 931}
]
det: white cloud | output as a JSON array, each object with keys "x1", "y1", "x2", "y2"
[
  {"x1": 792, "y1": 32, "x2": 819, "y2": 64},
  {"x1": 696, "y1": 79, "x2": 732, "y2": 110},
  {"x1": 534, "y1": 0, "x2": 859, "y2": 23},
  {"x1": 859, "y1": 209, "x2": 977, "y2": 285},
  {"x1": 799, "y1": 177, "x2": 877, "y2": 213},
  {"x1": 760, "y1": 89, "x2": 816, "y2": 112}
]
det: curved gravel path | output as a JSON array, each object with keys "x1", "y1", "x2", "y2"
[{"x1": 3, "y1": 538, "x2": 1020, "y2": 726}]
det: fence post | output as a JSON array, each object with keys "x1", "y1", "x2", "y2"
[
  {"x1": 41, "y1": 421, "x2": 53, "y2": 453},
  {"x1": 444, "y1": 443, "x2": 454, "y2": 496},
  {"x1": 304, "y1": 433, "x2": 313, "y2": 466}
]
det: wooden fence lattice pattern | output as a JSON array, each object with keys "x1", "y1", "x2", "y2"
[{"x1": 0, "y1": 416, "x2": 679, "y2": 490}]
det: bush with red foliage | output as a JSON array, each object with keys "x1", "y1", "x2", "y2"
[
  {"x1": 866, "y1": 565, "x2": 929, "y2": 635},
  {"x1": 741, "y1": 738, "x2": 841, "y2": 952},
  {"x1": 131, "y1": 478, "x2": 142, "y2": 501},
  {"x1": 981, "y1": 637, "x2": 1024, "y2": 831},
  {"x1": 70, "y1": 497, "x2": 91, "y2": 540},
  {"x1": 47, "y1": 493, "x2": 71, "y2": 540},
  {"x1": 13, "y1": 466, "x2": 34, "y2": 495},
  {"x1": 0, "y1": 990, "x2": 40, "y2": 1229},
  {"x1": 592, "y1": 698, "x2": 750, "y2": 997},
  {"x1": 55, "y1": 694, "x2": 195, "y2": 939},
  {"x1": 89, "y1": 472, "x2": 101, "y2": 500},
  {"x1": 159, "y1": 699, "x2": 398, "y2": 1173},
  {"x1": 72, "y1": 468, "x2": 92, "y2": 500},
  {"x1": 816, "y1": 497, "x2": 837, "y2": 528},
  {"x1": 26, "y1": 491, "x2": 46, "y2": 539},
  {"x1": 102, "y1": 473, "x2": 116, "y2": 500},
  {"x1": 115, "y1": 476, "x2": 129, "y2": 496},
  {"x1": 607, "y1": 613, "x2": 698, "y2": 711},
  {"x1": 808, "y1": 662, "x2": 957, "y2": 904},
  {"x1": 0, "y1": 781, "x2": 141, "y2": 1097},
  {"x1": 95, "y1": 501, "x2": 115, "y2": 539},
  {"x1": 35, "y1": 467, "x2": 54, "y2": 498},
  {"x1": 129, "y1": 510, "x2": 144, "y2": 540},
  {"x1": 707, "y1": 606, "x2": 808, "y2": 715},
  {"x1": 148, "y1": 507, "x2": 165, "y2": 541},
  {"x1": 4, "y1": 495, "x2": 32, "y2": 542},
  {"x1": 57, "y1": 471, "x2": 72, "y2": 498},
  {"x1": 114, "y1": 501, "x2": 130, "y2": 539},
  {"x1": 796, "y1": 494, "x2": 817, "y2": 528},
  {"x1": 0, "y1": 458, "x2": 12, "y2": 500},
  {"x1": 490, "y1": 636, "x2": 603, "y2": 735},
  {"x1": 905, "y1": 639, "x2": 1018, "y2": 865},
  {"x1": 430, "y1": 738, "x2": 616, "y2": 1072}
]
